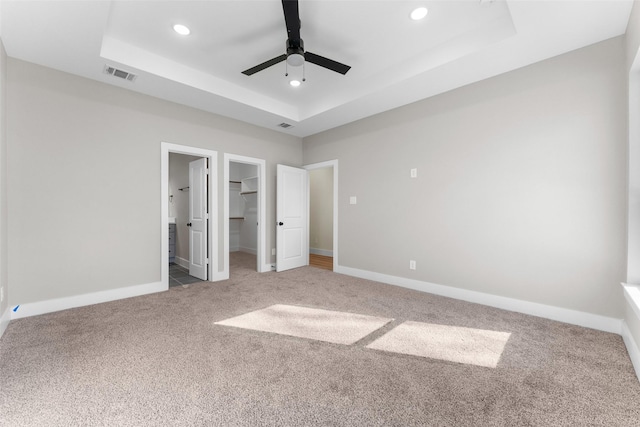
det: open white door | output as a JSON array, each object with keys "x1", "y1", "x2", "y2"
[
  {"x1": 276, "y1": 164, "x2": 309, "y2": 272},
  {"x1": 189, "y1": 158, "x2": 208, "y2": 280}
]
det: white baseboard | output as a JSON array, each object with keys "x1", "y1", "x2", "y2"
[
  {"x1": 175, "y1": 256, "x2": 189, "y2": 269},
  {"x1": 335, "y1": 265, "x2": 622, "y2": 334},
  {"x1": 0, "y1": 306, "x2": 9, "y2": 339},
  {"x1": 10, "y1": 281, "x2": 166, "y2": 320},
  {"x1": 310, "y1": 248, "x2": 333, "y2": 257},
  {"x1": 622, "y1": 321, "x2": 640, "y2": 382},
  {"x1": 210, "y1": 271, "x2": 229, "y2": 281}
]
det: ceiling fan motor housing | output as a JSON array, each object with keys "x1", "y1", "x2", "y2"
[{"x1": 286, "y1": 38, "x2": 305, "y2": 66}]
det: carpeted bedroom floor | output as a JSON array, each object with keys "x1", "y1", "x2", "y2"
[{"x1": 1, "y1": 251, "x2": 639, "y2": 426}]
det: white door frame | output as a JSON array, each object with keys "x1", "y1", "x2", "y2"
[
  {"x1": 304, "y1": 160, "x2": 338, "y2": 271},
  {"x1": 161, "y1": 142, "x2": 219, "y2": 289},
  {"x1": 223, "y1": 153, "x2": 268, "y2": 277}
]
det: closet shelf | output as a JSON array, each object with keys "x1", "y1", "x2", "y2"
[{"x1": 230, "y1": 217, "x2": 245, "y2": 220}]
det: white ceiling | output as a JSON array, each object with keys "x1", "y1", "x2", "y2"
[{"x1": 0, "y1": 0, "x2": 634, "y2": 137}]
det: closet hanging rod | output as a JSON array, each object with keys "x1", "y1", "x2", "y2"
[{"x1": 179, "y1": 186, "x2": 189, "y2": 191}]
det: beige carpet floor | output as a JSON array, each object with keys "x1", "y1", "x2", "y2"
[
  {"x1": 1, "y1": 251, "x2": 639, "y2": 426},
  {"x1": 215, "y1": 304, "x2": 392, "y2": 345},
  {"x1": 366, "y1": 321, "x2": 512, "y2": 368}
]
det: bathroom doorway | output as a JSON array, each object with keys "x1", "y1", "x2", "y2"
[
  {"x1": 168, "y1": 152, "x2": 207, "y2": 287},
  {"x1": 161, "y1": 142, "x2": 218, "y2": 290}
]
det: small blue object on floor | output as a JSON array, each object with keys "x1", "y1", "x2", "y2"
[{"x1": 169, "y1": 263, "x2": 203, "y2": 287}]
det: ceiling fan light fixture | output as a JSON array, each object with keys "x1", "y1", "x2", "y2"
[
  {"x1": 173, "y1": 24, "x2": 191, "y2": 36},
  {"x1": 287, "y1": 53, "x2": 305, "y2": 67},
  {"x1": 289, "y1": 79, "x2": 301, "y2": 87},
  {"x1": 410, "y1": 7, "x2": 428, "y2": 21}
]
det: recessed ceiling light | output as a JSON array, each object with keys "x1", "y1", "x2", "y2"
[
  {"x1": 410, "y1": 7, "x2": 428, "y2": 21},
  {"x1": 289, "y1": 80, "x2": 301, "y2": 87},
  {"x1": 173, "y1": 24, "x2": 191, "y2": 36}
]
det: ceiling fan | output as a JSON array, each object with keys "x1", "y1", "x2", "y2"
[{"x1": 241, "y1": 0, "x2": 351, "y2": 77}]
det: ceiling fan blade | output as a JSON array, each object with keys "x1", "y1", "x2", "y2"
[
  {"x1": 304, "y1": 52, "x2": 351, "y2": 75},
  {"x1": 282, "y1": 0, "x2": 301, "y2": 40},
  {"x1": 242, "y1": 54, "x2": 287, "y2": 76}
]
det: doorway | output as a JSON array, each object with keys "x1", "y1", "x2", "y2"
[
  {"x1": 304, "y1": 160, "x2": 338, "y2": 272},
  {"x1": 223, "y1": 153, "x2": 268, "y2": 278},
  {"x1": 168, "y1": 153, "x2": 207, "y2": 286},
  {"x1": 273, "y1": 161, "x2": 338, "y2": 272},
  {"x1": 229, "y1": 162, "x2": 258, "y2": 270},
  {"x1": 161, "y1": 143, "x2": 218, "y2": 290}
]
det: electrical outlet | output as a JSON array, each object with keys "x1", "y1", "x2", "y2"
[
  {"x1": 410, "y1": 168, "x2": 417, "y2": 178},
  {"x1": 0, "y1": 287, "x2": 4, "y2": 303},
  {"x1": 409, "y1": 260, "x2": 416, "y2": 270},
  {"x1": 350, "y1": 196, "x2": 357, "y2": 205}
]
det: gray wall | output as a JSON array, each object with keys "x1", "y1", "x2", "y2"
[
  {"x1": 3, "y1": 28, "x2": 635, "y2": 323},
  {"x1": 0, "y1": 37, "x2": 8, "y2": 327},
  {"x1": 627, "y1": 0, "x2": 640, "y2": 284},
  {"x1": 625, "y1": 0, "x2": 640, "y2": 352},
  {"x1": 303, "y1": 37, "x2": 627, "y2": 318},
  {"x1": 7, "y1": 59, "x2": 302, "y2": 305},
  {"x1": 627, "y1": 0, "x2": 640, "y2": 72}
]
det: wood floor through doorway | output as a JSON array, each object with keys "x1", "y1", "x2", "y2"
[{"x1": 310, "y1": 254, "x2": 333, "y2": 270}]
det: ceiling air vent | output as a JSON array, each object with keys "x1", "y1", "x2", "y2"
[
  {"x1": 104, "y1": 65, "x2": 137, "y2": 82},
  {"x1": 277, "y1": 122, "x2": 293, "y2": 129}
]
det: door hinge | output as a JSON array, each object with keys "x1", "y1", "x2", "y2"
[
  {"x1": 205, "y1": 213, "x2": 209, "y2": 220},
  {"x1": 206, "y1": 258, "x2": 209, "y2": 265}
]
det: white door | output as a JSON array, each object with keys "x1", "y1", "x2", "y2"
[
  {"x1": 189, "y1": 158, "x2": 208, "y2": 280},
  {"x1": 276, "y1": 164, "x2": 309, "y2": 272}
]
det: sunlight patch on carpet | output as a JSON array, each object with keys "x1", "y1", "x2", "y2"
[
  {"x1": 366, "y1": 321, "x2": 511, "y2": 368},
  {"x1": 215, "y1": 304, "x2": 393, "y2": 345}
]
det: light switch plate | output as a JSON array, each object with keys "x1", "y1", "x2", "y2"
[
  {"x1": 350, "y1": 196, "x2": 357, "y2": 205},
  {"x1": 410, "y1": 168, "x2": 417, "y2": 178}
]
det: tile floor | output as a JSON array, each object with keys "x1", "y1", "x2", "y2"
[{"x1": 169, "y1": 263, "x2": 203, "y2": 287}]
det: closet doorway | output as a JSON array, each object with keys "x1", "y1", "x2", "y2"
[{"x1": 223, "y1": 154, "x2": 268, "y2": 278}]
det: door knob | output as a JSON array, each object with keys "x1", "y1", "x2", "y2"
[
  {"x1": 278, "y1": 222, "x2": 284, "y2": 226},
  {"x1": 187, "y1": 222, "x2": 192, "y2": 227}
]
